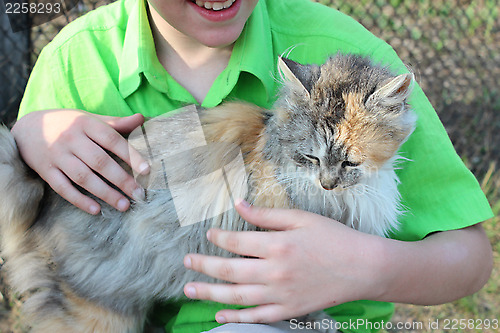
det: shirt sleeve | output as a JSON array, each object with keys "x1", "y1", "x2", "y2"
[{"x1": 18, "y1": 46, "x2": 76, "y2": 119}]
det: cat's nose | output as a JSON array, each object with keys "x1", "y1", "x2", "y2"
[{"x1": 320, "y1": 178, "x2": 339, "y2": 190}]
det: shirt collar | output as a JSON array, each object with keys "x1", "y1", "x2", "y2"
[
  {"x1": 119, "y1": 0, "x2": 166, "y2": 99},
  {"x1": 118, "y1": 0, "x2": 275, "y2": 104},
  {"x1": 226, "y1": 0, "x2": 275, "y2": 103}
]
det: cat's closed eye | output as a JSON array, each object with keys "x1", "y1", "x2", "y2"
[
  {"x1": 341, "y1": 160, "x2": 360, "y2": 168},
  {"x1": 294, "y1": 153, "x2": 320, "y2": 166},
  {"x1": 303, "y1": 154, "x2": 320, "y2": 164}
]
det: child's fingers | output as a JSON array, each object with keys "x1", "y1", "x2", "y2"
[
  {"x1": 12, "y1": 110, "x2": 147, "y2": 213},
  {"x1": 234, "y1": 199, "x2": 309, "y2": 231},
  {"x1": 99, "y1": 113, "x2": 145, "y2": 135},
  {"x1": 214, "y1": 304, "x2": 288, "y2": 324},
  {"x1": 84, "y1": 118, "x2": 150, "y2": 177},
  {"x1": 183, "y1": 282, "x2": 270, "y2": 307},
  {"x1": 71, "y1": 141, "x2": 144, "y2": 203},
  {"x1": 44, "y1": 167, "x2": 102, "y2": 215},
  {"x1": 205, "y1": 228, "x2": 274, "y2": 258},
  {"x1": 58, "y1": 153, "x2": 132, "y2": 212},
  {"x1": 184, "y1": 254, "x2": 265, "y2": 284}
]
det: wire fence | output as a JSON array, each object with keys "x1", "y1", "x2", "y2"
[
  {"x1": 0, "y1": 0, "x2": 112, "y2": 125},
  {"x1": 0, "y1": 0, "x2": 499, "y2": 175},
  {"x1": 319, "y1": 0, "x2": 500, "y2": 176}
]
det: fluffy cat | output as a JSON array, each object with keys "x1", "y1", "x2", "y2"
[{"x1": 0, "y1": 53, "x2": 416, "y2": 332}]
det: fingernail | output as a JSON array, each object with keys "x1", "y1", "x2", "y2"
[
  {"x1": 216, "y1": 315, "x2": 227, "y2": 324},
  {"x1": 184, "y1": 256, "x2": 192, "y2": 269},
  {"x1": 117, "y1": 198, "x2": 129, "y2": 211},
  {"x1": 185, "y1": 286, "x2": 196, "y2": 298},
  {"x1": 132, "y1": 187, "x2": 145, "y2": 201},
  {"x1": 89, "y1": 205, "x2": 100, "y2": 215},
  {"x1": 235, "y1": 198, "x2": 251, "y2": 208},
  {"x1": 139, "y1": 162, "x2": 150, "y2": 175}
]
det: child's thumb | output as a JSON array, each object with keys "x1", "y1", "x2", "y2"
[
  {"x1": 234, "y1": 198, "x2": 299, "y2": 231},
  {"x1": 99, "y1": 113, "x2": 145, "y2": 134}
]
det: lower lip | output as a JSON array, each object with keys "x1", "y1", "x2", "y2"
[{"x1": 187, "y1": 0, "x2": 242, "y2": 22}]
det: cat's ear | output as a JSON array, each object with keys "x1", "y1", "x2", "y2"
[
  {"x1": 366, "y1": 73, "x2": 414, "y2": 109},
  {"x1": 278, "y1": 57, "x2": 320, "y2": 97}
]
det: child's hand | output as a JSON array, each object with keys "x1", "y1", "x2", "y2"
[
  {"x1": 183, "y1": 201, "x2": 492, "y2": 324},
  {"x1": 11, "y1": 109, "x2": 150, "y2": 215},
  {"x1": 183, "y1": 199, "x2": 384, "y2": 323}
]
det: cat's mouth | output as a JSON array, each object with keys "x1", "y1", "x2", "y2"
[{"x1": 191, "y1": 0, "x2": 237, "y2": 11}]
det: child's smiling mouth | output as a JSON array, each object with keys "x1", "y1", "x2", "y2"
[
  {"x1": 187, "y1": 0, "x2": 242, "y2": 23},
  {"x1": 192, "y1": 0, "x2": 237, "y2": 11}
]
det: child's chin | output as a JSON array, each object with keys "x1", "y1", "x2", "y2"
[{"x1": 193, "y1": 26, "x2": 245, "y2": 48}]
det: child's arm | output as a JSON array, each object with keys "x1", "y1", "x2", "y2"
[
  {"x1": 11, "y1": 109, "x2": 150, "y2": 215},
  {"x1": 183, "y1": 200, "x2": 493, "y2": 324}
]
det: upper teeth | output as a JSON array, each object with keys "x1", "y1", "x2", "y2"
[{"x1": 195, "y1": 0, "x2": 236, "y2": 11}]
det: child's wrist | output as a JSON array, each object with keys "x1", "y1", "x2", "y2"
[{"x1": 361, "y1": 235, "x2": 403, "y2": 303}]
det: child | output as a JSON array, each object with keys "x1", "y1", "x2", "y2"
[{"x1": 12, "y1": 0, "x2": 493, "y2": 332}]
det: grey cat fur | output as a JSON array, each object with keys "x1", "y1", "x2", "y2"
[{"x1": 0, "y1": 53, "x2": 417, "y2": 332}]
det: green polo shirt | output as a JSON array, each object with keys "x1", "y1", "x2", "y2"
[{"x1": 19, "y1": 0, "x2": 493, "y2": 332}]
